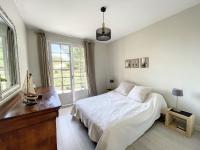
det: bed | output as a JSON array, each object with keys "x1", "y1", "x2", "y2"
[{"x1": 71, "y1": 90, "x2": 167, "y2": 150}]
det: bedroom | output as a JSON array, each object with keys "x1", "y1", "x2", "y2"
[{"x1": 0, "y1": 0, "x2": 200, "y2": 150}]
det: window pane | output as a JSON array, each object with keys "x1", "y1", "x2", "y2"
[
  {"x1": 0, "y1": 48, "x2": 3, "y2": 59},
  {"x1": 53, "y1": 70, "x2": 62, "y2": 78},
  {"x1": 51, "y1": 44, "x2": 60, "y2": 53},
  {"x1": 0, "y1": 70, "x2": 5, "y2": 78},
  {"x1": 72, "y1": 47, "x2": 81, "y2": 55},
  {"x1": 72, "y1": 46, "x2": 87, "y2": 91},
  {"x1": 81, "y1": 72, "x2": 86, "y2": 77},
  {"x1": 73, "y1": 54, "x2": 80, "y2": 60},
  {"x1": 61, "y1": 54, "x2": 70, "y2": 61},
  {"x1": 62, "y1": 70, "x2": 70, "y2": 78},
  {"x1": 0, "y1": 37, "x2": 2, "y2": 45},
  {"x1": 0, "y1": 44, "x2": 4, "y2": 68},
  {"x1": 74, "y1": 62, "x2": 80, "y2": 70},
  {"x1": 1, "y1": 82, "x2": 7, "y2": 91},
  {"x1": 52, "y1": 53, "x2": 61, "y2": 61},
  {"x1": 74, "y1": 70, "x2": 80, "y2": 76},
  {"x1": 74, "y1": 76, "x2": 81, "y2": 84},
  {"x1": 53, "y1": 61, "x2": 62, "y2": 69},
  {"x1": 53, "y1": 78, "x2": 62, "y2": 86},
  {"x1": 62, "y1": 61, "x2": 70, "y2": 70},
  {"x1": 61, "y1": 45, "x2": 69, "y2": 53},
  {"x1": 63, "y1": 77, "x2": 70, "y2": 85},
  {"x1": 0, "y1": 60, "x2": 4, "y2": 68}
]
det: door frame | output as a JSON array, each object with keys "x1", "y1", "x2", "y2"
[
  {"x1": 48, "y1": 41, "x2": 87, "y2": 104},
  {"x1": 48, "y1": 41, "x2": 75, "y2": 104}
]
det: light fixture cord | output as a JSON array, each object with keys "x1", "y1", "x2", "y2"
[
  {"x1": 103, "y1": 11, "x2": 104, "y2": 24},
  {"x1": 102, "y1": 11, "x2": 105, "y2": 33}
]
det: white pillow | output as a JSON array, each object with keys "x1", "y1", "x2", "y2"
[
  {"x1": 127, "y1": 86, "x2": 152, "y2": 102},
  {"x1": 114, "y1": 81, "x2": 135, "y2": 95}
]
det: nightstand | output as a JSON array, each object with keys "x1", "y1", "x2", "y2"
[{"x1": 165, "y1": 108, "x2": 195, "y2": 137}]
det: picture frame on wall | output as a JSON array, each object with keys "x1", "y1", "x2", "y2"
[
  {"x1": 125, "y1": 59, "x2": 131, "y2": 68},
  {"x1": 125, "y1": 57, "x2": 149, "y2": 68},
  {"x1": 140, "y1": 57, "x2": 149, "y2": 68},
  {"x1": 131, "y1": 58, "x2": 139, "y2": 68}
]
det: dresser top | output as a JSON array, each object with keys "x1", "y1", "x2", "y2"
[{"x1": 0, "y1": 87, "x2": 61, "y2": 121}]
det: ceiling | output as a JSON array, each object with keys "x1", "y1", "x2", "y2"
[{"x1": 14, "y1": 0, "x2": 200, "y2": 42}]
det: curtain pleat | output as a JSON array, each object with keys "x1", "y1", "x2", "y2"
[
  {"x1": 83, "y1": 40, "x2": 97, "y2": 96},
  {"x1": 37, "y1": 32, "x2": 50, "y2": 87}
]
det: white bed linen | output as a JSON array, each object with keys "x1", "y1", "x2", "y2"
[{"x1": 71, "y1": 91, "x2": 167, "y2": 150}]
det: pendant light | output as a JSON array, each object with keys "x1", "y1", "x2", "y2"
[{"x1": 96, "y1": 7, "x2": 111, "y2": 41}]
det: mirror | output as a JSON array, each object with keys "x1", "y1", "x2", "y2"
[{"x1": 0, "y1": 7, "x2": 20, "y2": 101}]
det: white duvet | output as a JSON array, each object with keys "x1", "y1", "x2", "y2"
[{"x1": 71, "y1": 91, "x2": 167, "y2": 150}]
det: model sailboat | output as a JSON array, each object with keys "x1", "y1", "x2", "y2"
[{"x1": 23, "y1": 70, "x2": 38, "y2": 106}]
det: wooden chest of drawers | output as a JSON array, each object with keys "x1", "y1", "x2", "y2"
[{"x1": 0, "y1": 87, "x2": 61, "y2": 150}]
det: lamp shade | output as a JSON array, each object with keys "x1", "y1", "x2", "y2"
[
  {"x1": 110, "y1": 79, "x2": 114, "y2": 83},
  {"x1": 96, "y1": 27, "x2": 111, "y2": 41},
  {"x1": 172, "y1": 88, "x2": 183, "y2": 96}
]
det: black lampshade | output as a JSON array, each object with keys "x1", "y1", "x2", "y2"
[
  {"x1": 109, "y1": 79, "x2": 114, "y2": 83},
  {"x1": 172, "y1": 88, "x2": 183, "y2": 97},
  {"x1": 96, "y1": 27, "x2": 111, "y2": 41}
]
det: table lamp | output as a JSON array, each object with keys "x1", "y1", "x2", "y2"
[
  {"x1": 110, "y1": 80, "x2": 114, "y2": 89},
  {"x1": 172, "y1": 88, "x2": 183, "y2": 112}
]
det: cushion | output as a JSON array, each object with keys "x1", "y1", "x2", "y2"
[
  {"x1": 127, "y1": 86, "x2": 152, "y2": 102},
  {"x1": 114, "y1": 81, "x2": 135, "y2": 95}
]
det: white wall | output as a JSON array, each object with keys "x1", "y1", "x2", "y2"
[
  {"x1": 107, "y1": 4, "x2": 200, "y2": 130},
  {"x1": 0, "y1": 0, "x2": 28, "y2": 91}
]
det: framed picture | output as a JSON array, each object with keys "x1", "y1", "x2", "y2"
[
  {"x1": 131, "y1": 58, "x2": 139, "y2": 68},
  {"x1": 140, "y1": 57, "x2": 149, "y2": 68},
  {"x1": 125, "y1": 59, "x2": 131, "y2": 68}
]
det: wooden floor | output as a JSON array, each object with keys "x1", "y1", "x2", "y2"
[{"x1": 57, "y1": 107, "x2": 200, "y2": 150}]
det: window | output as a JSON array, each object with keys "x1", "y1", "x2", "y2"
[
  {"x1": 50, "y1": 43, "x2": 71, "y2": 93},
  {"x1": 71, "y1": 46, "x2": 87, "y2": 91},
  {"x1": 50, "y1": 42, "x2": 87, "y2": 94},
  {"x1": 0, "y1": 36, "x2": 8, "y2": 91},
  {"x1": 0, "y1": 37, "x2": 5, "y2": 78}
]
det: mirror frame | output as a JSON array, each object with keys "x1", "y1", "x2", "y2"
[{"x1": 0, "y1": 6, "x2": 20, "y2": 101}]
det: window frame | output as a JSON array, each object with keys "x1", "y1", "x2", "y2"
[
  {"x1": 71, "y1": 46, "x2": 87, "y2": 91},
  {"x1": 48, "y1": 41, "x2": 88, "y2": 94},
  {"x1": 48, "y1": 42, "x2": 73, "y2": 94}
]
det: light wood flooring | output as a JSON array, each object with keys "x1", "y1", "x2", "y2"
[{"x1": 57, "y1": 107, "x2": 200, "y2": 150}]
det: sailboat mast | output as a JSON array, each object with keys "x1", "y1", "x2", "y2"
[{"x1": 26, "y1": 70, "x2": 29, "y2": 94}]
